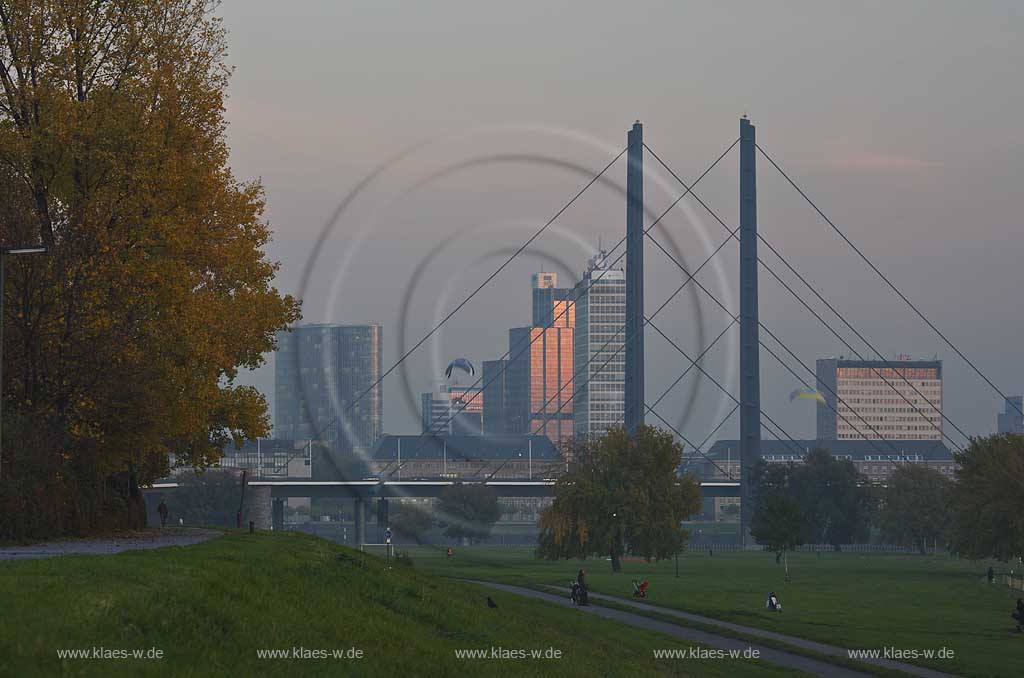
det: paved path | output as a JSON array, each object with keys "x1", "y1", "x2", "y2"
[
  {"x1": 469, "y1": 580, "x2": 871, "y2": 678},
  {"x1": 472, "y1": 580, "x2": 960, "y2": 678},
  {"x1": 0, "y1": 528, "x2": 220, "y2": 561},
  {"x1": 574, "y1": 589, "x2": 957, "y2": 678}
]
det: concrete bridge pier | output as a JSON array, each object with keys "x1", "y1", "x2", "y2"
[
  {"x1": 271, "y1": 498, "x2": 285, "y2": 531},
  {"x1": 354, "y1": 498, "x2": 366, "y2": 547},
  {"x1": 376, "y1": 497, "x2": 389, "y2": 542},
  {"x1": 241, "y1": 485, "x2": 272, "y2": 531}
]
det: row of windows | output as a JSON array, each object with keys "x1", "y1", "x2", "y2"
[
  {"x1": 839, "y1": 423, "x2": 940, "y2": 431},
  {"x1": 837, "y1": 404, "x2": 941, "y2": 413},
  {"x1": 839, "y1": 387, "x2": 940, "y2": 395},
  {"x1": 837, "y1": 368, "x2": 939, "y2": 379},
  {"x1": 840, "y1": 378, "x2": 940, "y2": 387},
  {"x1": 837, "y1": 433, "x2": 941, "y2": 440}
]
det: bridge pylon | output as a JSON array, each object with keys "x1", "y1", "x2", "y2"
[
  {"x1": 738, "y1": 116, "x2": 761, "y2": 546},
  {"x1": 624, "y1": 121, "x2": 645, "y2": 436}
]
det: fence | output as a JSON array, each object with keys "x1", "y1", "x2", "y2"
[
  {"x1": 683, "y1": 542, "x2": 946, "y2": 554},
  {"x1": 1003, "y1": 574, "x2": 1024, "y2": 591}
]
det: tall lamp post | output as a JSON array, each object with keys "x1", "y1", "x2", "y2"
[{"x1": 0, "y1": 245, "x2": 48, "y2": 480}]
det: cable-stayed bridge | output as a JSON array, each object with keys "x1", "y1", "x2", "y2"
[{"x1": 164, "y1": 116, "x2": 1019, "y2": 542}]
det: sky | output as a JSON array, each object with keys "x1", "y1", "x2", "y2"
[{"x1": 218, "y1": 0, "x2": 1024, "y2": 449}]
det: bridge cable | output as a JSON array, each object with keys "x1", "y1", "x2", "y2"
[
  {"x1": 757, "y1": 143, "x2": 1023, "y2": 422},
  {"x1": 609, "y1": 316, "x2": 803, "y2": 464},
  {"x1": 643, "y1": 206, "x2": 949, "y2": 461},
  {"x1": 644, "y1": 142, "x2": 968, "y2": 452},
  {"x1": 378, "y1": 140, "x2": 741, "y2": 482},
  {"x1": 645, "y1": 141, "x2": 965, "y2": 447},
  {"x1": 514, "y1": 222, "x2": 742, "y2": 478},
  {"x1": 307, "y1": 144, "x2": 629, "y2": 446},
  {"x1": 643, "y1": 316, "x2": 810, "y2": 457}
]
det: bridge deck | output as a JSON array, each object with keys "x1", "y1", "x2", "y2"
[{"x1": 148, "y1": 479, "x2": 741, "y2": 499}]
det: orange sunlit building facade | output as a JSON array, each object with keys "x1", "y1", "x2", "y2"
[{"x1": 506, "y1": 274, "x2": 575, "y2": 444}]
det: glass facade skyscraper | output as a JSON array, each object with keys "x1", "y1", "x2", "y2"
[
  {"x1": 505, "y1": 273, "x2": 575, "y2": 444},
  {"x1": 531, "y1": 271, "x2": 575, "y2": 328},
  {"x1": 507, "y1": 326, "x2": 574, "y2": 442},
  {"x1": 573, "y1": 250, "x2": 626, "y2": 438},
  {"x1": 274, "y1": 324, "x2": 382, "y2": 451}
]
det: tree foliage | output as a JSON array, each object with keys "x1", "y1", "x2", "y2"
[
  {"x1": 0, "y1": 1, "x2": 299, "y2": 539},
  {"x1": 751, "y1": 449, "x2": 871, "y2": 551},
  {"x1": 948, "y1": 434, "x2": 1024, "y2": 561},
  {"x1": 437, "y1": 483, "x2": 500, "y2": 544},
  {"x1": 389, "y1": 501, "x2": 434, "y2": 545},
  {"x1": 751, "y1": 493, "x2": 808, "y2": 558},
  {"x1": 876, "y1": 464, "x2": 952, "y2": 554},
  {"x1": 536, "y1": 426, "x2": 701, "y2": 572}
]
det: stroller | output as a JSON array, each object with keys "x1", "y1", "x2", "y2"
[
  {"x1": 632, "y1": 580, "x2": 649, "y2": 598},
  {"x1": 570, "y1": 580, "x2": 588, "y2": 606},
  {"x1": 766, "y1": 592, "x2": 783, "y2": 612}
]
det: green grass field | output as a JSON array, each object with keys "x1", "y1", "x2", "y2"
[
  {"x1": 400, "y1": 544, "x2": 1023, "y2": 678},
  {"x1": 0, "y1": 531, "x2": 802, "y2": 678}
]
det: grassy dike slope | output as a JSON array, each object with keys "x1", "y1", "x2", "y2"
[{"x1": 0, "y1": 531, "x2": 798, "y2": 678}]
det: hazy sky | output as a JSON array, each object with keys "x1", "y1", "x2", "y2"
[{"x1": 220, "y1": 0, "x2": 1024, "y2": 448}]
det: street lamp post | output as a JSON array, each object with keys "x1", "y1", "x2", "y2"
[{"x1": 0, "y1": 246, "x2": 48, "y2": 480}]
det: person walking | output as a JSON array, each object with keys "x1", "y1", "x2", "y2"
[
  {"x1": 157, "y1": 498, "x2": 169, "y2": 528},
  {"x1": 577, "y1": 568, "x2": 589, "y2": 606}
]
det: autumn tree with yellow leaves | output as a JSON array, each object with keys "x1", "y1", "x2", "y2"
[{"x1": 0, "y1": 1, "x2": 299, "y2": 538}]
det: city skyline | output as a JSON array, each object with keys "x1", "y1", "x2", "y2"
[{"x1": 226, "y1": 1, "x2": 1024, "y2": 445}]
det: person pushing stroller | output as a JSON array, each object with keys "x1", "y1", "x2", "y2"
[{"x1": 571, "y1": 568, "x2": 589, "y2": 606}]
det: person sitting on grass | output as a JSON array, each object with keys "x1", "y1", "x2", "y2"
[
  {"x1": 1012, "y1": 598, "x2": 1024, "y2": 632},
  {"x1": 766, "y1": 591, "x2": 782, "y2": 612}
]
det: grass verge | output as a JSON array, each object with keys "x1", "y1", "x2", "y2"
[{"x1": 1, "y1": 531, "x2": 803, "y2": 677}]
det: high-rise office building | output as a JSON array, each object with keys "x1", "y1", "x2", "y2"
[
  {"x1": 573, "y1": 250, "x2": 626, "y2": 438},
  {"x1": 507, "y1": 326, "x2": 574, "y2": 442},
  {"x1": 274, "y1": 324, "x2": 382, "y2": 450},
  {"x1": 421, "y1": 384, "x2": 483, "y2": 435},
  {"x1": 997, "y1": 396, "x2": 1024, "y2": 434},
  {"x1": 482, "y1": 358, "x2": 510, "y2": 434},
  {"x1": 816, "y1": 356, "x2": 942, "y2": 441},
  {"x1": 531, "y1": 272, "x2": 575, "y2": 328},
  {"x1": 421, "y1": 390, "x2": 450, "y2": 435},
  {"x1": 505, "y1": 273, "x2": 575, "y2": 443}
]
